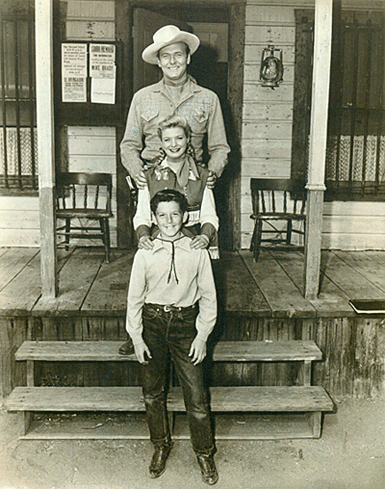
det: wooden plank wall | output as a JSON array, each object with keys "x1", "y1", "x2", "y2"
[
  {"x1": 3, "y1": 0, "x2": 385, "y2": 250},
  {"x1": 0, "y1": 197, "x2": 40, "y2": 247},
  {"x1": 322, "y1": 201, "x2": 385, "y2": 250},
  {"x1": 67, "y1": 126, "x2": 118, "y2": 248},
  {"x1": 0, "y1": 318, "x2": 30, "y2": 399},
  {"x1": 241, "y1": 2, "x2": 296, "y2": 249},
  {"x1": 240, "y1": 0, "x2": 385, "y2": 252},
  {"x1": 64, "y1": 0, "x2": 118, "y2": 247}
]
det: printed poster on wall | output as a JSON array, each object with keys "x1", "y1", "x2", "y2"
[
  {"x1": 90, "y1": 44, "x2": 116, "y2": 104},
  {"x1": 61, "y1": 43, "x2": 87, "y2": 102}
]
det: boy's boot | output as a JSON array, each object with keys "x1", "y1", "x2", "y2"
[
  {"x1": 149, "y1": 441, "x2": 173, "y2": 478},
  {"x1": 196, "y1": 454, "x2": 219, "y2": 485}
]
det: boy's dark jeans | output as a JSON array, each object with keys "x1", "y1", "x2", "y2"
[{"x1": 141, "y1": 303, "x2": 215, "y2": 456}]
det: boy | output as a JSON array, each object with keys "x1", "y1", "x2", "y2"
[{"x1": 126, "y1": 189, "x2": 218, "y2": 485}]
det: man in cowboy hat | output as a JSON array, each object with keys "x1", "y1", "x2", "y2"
[{"x1": 120, "y1": 25, "x2": 230, "y2": 190}]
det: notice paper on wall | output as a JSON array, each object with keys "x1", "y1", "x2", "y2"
[
  {"x1": 62, "y1": 43, "x2": 87, "y2": 102},
  {"x1": 90, "y1": 44, "x2": 116, "y2": 104}
]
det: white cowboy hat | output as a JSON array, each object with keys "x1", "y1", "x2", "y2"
[{"x1": 142, "y1": 25, "x2": 200, "y2": 65}]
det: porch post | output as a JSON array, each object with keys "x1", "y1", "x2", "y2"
[
  {"x1": 36, "y1": 0, "x2": 58, "y2": 297},
  {"x1": 304, "y1": 0, "x2": 333, "y2": 299}
]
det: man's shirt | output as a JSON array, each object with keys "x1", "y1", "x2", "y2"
[
  {"x1": 126, "y1": 236, "x2": 217, "y2": 346},
  {"x1": 120, "y1": 76, "x2": 230, "y2": 180}
]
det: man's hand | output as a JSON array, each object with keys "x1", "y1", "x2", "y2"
[
  {"x1": 134, "y1": 341, "x2": 152, "y2": 365},
  {"x1": 138, "y1": 236, "x2": 154, "y2": 250},
  {"x1": 135, "y1": 171, "x2": 148, "y2": 189},
  {"x1": 189, "y1": 337, "x2": 207, "y2": 366},
  {"x1": 206, "y1": 170, "x2": 217, "y2": 189},
  {"x1": 190, "y1": 234, "x2": 209, "y2": 250}
]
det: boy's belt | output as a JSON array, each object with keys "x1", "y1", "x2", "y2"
[{"x1": 144, "y1": 303, "x2": 197, "y2": 313}]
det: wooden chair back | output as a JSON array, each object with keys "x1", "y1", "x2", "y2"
[
  {"x1": 56, "y1": 172, "x2": 112, "y2": 215},
  {"x1": 56, "y1": 172, "x2": 113, "y2": 262},
  {"x1": 249, "y1": 178, "x2": 306, "y2": 261},
  {"x1": 250, "y1": 178, "x2": 306, "y2": 217}
]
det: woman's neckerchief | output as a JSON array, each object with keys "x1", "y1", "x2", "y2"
[{"x1": 157, "y1": 155, "x2": 200, "y2": 189}]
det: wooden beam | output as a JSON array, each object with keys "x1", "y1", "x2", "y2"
[
  {"x1": 304, "y1": 0, "x2": 333, "y2": 299},
  {"x1": 35, "y1": 0, "x2": 58, "y2": 297}
]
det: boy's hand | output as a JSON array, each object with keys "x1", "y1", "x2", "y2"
[
  {"x1": 206, "y1": 170, "x2": 217, "y2": 189},
  {"x1": 190, "y1": 234, "x2": 209, "y2": 250},
  {"x1": 134, "y1": 342, "x2": 152, "y2": 365},
  {"x1": 189, "y1": 337, "x2": 207, "y2": 365},
  {"x1": 138, "y1": 236, "x2": 154, "y2": 250}
]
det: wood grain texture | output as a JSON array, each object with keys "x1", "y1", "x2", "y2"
[
  {"x1": 81, "y1": 250, "x2": 134, "y2": 315},
  {"x1": 5, "y1": 385, "x2": 333, "y2": 413},
  {"x1": 213, "y1": 252, "x2": 270, "y2": 315},
  {"x1": 15, "y1": 340, "x2": 322, "y2": 362},
  {"x1": 33, "y1": 248, "x2": 104, "y2": 316},
  {"x1": 0, "y1": 249, "x2": 39, "y2": 292},
  {"x1": 0, "y1": 253, "x2": 42, "y2": 316},
  {"x1": 273, "y1": 250, "x2": 354, "y2": 317},
  {"x1": 241, "y1": 251, "x2": 315, "y2": 318},
  {"x1": 320, "y1": 250, "x2": 385, "y2": 300}
]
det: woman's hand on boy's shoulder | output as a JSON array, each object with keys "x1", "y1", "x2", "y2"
[
  {"x1": 189, "y1": 337, "x2": 207, "y2": 365},
  {"x1": 138, "y1": 235, "x2": 154, "y2": 250},
  {"x1": 190, "y1": 234, "x2": 209, "y2": 250}
]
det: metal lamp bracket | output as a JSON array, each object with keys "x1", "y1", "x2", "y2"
[{"x1": 260, "y1": 45, "x2": 284, "y2": 89}]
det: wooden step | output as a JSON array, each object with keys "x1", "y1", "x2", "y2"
[
  {"x1": 5, "y1": 385, "x2": 333, "y2": 413},
  {"x1": 15, "y1": 340, "x2": 323, "y2": 363},
  {"x1": 17, "y1": 412, "x2": 329, "y2": 441},
  {"x1": 9, "y1": 341, "x2": 331, "y2": 440}
]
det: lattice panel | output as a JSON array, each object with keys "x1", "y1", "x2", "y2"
[
  {"x1": 0, "y1": 128, "x2": 38, "y2": 176},
  {"x1": 326, "y1": 135, "x2": 385, "y2": 182}
]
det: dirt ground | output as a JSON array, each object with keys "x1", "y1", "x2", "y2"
[{"x1": 0, "y1": 396, "x2": 384, "y2": 489}]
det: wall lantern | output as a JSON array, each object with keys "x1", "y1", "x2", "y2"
[{"x1": 260, "y1": 45, "x2": 284, "y2": 89}]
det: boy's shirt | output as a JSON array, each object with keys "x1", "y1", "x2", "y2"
[{"x1": 126, "y1": 235, "x2": 217, "y2": 346}]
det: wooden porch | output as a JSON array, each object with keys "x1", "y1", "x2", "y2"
[{"x1": 1, "y1": 246, "x2": 385, "y2": 402}]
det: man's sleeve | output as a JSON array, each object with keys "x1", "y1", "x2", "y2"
[
  {"x1": 207, "y1": 93, "x2": 231, "y2": 178},
  {"x1": 126, "y1": 252, "x2": 147, "y2": 345},
  {"x1": 120, "y1": 92, "x2": 145, "y2": 181},
  {"x1": 195, "y1": 250, "x2": 217, "y2": 341}
]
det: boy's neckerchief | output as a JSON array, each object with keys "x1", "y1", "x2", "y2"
[{"x1": 157, "y1": 235, "x2": 185, "y2": 284}]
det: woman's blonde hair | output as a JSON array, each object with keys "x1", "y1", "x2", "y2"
[
  {"x1": 156, "y1": 115, "x2": 195, "y2": 161},
  {"x1": 157, "y1": 114, "x2": 191, "y2": 140}
]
